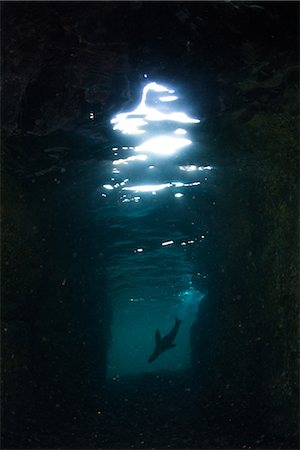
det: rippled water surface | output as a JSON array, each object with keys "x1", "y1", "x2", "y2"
[{"x1": 97, "y1": 79, "x2": 215, "y2": 375}]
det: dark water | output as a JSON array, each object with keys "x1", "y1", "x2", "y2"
[{"x1": 2, "y1": 2, "x2": 299, "y2": 449}]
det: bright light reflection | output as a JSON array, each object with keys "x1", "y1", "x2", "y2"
[
  {"x1": 120, "y1": 179, "x2": 203, "y2": 194},
  {"x1": 107, "y1": 80, "x2": 205, "y2": 205},
  {"x1": 166, "y1": 112, "x2": 199, "y2": 123},
  {"x1": 161, "y1": 240, "x2": 174, "y2": 246},
  {"x1": 175, "y1": 128, "x2": 187, "y2": 135},
  {"x1": 135, "y1": 136, "x2": 191, "y2": 156},
  {"x1": 180, "y1": 181, "x2": 201, "y2": 187},
  {"x1": 159, "y1": 95, "x2": 178, "y2": 102},
  {"x1": 111, "y1": 82, "x2": 200, "y2": 135},
  {"x1": 111, "y1": 117, "x2": 147, "y2": 135},
  {"x1": 179, "y1": 165, "x2": 213, "y2": 171},
  {"x1": 113, "y1": 154, "x2": 148, "y2": 165},
  {"x1": 179, "y1": 165, "x2": 197, "y2": 172},
  {"x1": 199, "y1": 166, "x2": 213, "y2": 171},
  {"x1": 123, "y1": 183, "x2": 171, "y2": 193}
]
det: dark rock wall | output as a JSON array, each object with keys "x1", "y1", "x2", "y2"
[
  {"x1": 1, "y1": 144, "x2": 112, "y2": 444},
  {"x1": 191, "y1": 44, "x2": 299, "y2": 444},
  {"x1": 1, "y1": 2, "x2": 129, "y2": 137},
  {"x1": 1, "y1": 3, "x2": 130, "y2": 444}
]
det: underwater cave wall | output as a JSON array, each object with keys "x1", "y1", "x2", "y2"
[
  {"x1": 191, "y1": 51, "x2": 299, "y2": 444},
  {"x1": 1, "y1": 143, "x2": 112, "y2": 446},
  {"x1": 1, "y1": 2, "x2": 129, "y2": 138},
  {"x1": 1, "y1": 3, "x2": 130, "y2": 444}
]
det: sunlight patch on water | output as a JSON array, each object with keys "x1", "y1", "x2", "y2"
[
  {"x1": 135, "y1": 135, "x2": 191, "y2": 156},
  {"x1": 111, "y1": 81, "x2": 199, "y2": 135},
  {"x1": 101, "y1": 80, "x2": 209, "y2": 202}
]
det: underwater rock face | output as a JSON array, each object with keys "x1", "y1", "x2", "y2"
[
  {"x1": 2, "y1": 3, "x2": 129, "y2": 138},
  {"x1": 1, "y1": 152, "x2": 112, "y2": 445},
  {"x1": 190, "y1": 49, "x2": 299, "y2": 444}
]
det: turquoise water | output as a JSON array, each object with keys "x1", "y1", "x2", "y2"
[{"x1": 101, "y1": 79, "x2": 213, "y2": 376}]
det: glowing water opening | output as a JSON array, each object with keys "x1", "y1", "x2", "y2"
[
  {"x1": 176, "y1": 286, "x2": 205, "y2": 320},
  {"x1": 108, "y1": 300, "x2": 200, "y2": 377},
  {"x1": 108, "y1": 285, "x2": 206, "y2": 377},
  {"x1": 107, "y1": 79, "x2": 207, "y2": 377}
]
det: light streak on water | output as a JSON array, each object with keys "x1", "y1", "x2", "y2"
[
  {"x1": 179, "y1": 165, "x2": 197, "y2": 172},
  {"x1": 135, "y1": 136, "x2": 191, "y2": 156},
  {"x1": 123, "y1": 183, "x2": 172, "y2": 193},
  {"x1": 179, "y1": 165, "x2": 213, "y2": 172},
  {"x1": 161, "y1": 240, "x2": 174, "y2": 246},
  {"x1": 113, "y1": 155, "x2": 148, "y2": 165},
  {"x1": 159, "y1": 95, "x2": 178, "y2": 102},
  {"x1": 119, "y1": 180, "x2": 203, "y2": 194}
]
